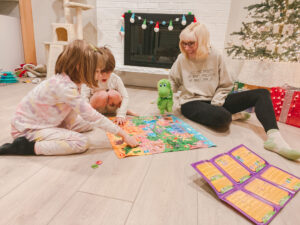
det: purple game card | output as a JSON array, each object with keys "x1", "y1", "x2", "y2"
[{"x1": 191, "y1": 144, "x2": 300, "y2": 225}]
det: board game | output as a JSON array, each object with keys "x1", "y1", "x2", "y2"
[{"x1": 107, "y1": 115, "x2": 215, "y2": 158}]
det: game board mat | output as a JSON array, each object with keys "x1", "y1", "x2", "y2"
[{"x1": 107, "y1": 115, "x2": 215, "y2": 158}]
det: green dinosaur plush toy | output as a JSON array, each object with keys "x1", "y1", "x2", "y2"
[{"x1": 157, "y1": 79, "x2": 173, "y2": 114}]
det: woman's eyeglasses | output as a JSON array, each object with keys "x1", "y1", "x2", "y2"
[{"x1": 181, "y1": 41, "x2": 196, "y2": 47}]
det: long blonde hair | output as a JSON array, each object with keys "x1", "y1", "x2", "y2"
[
  {"x1": 179, "y1": 22, "x2": 210, "y2": 60},
  {"x1": 55, "y1": 40, "x2": 104, "y2": 88}
]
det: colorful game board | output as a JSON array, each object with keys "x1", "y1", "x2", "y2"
[
  {"x1": 191, "y1": 145, "x2": 300, "y2": 225},
  {"x1": 107, "y1": 115, "x2": 215, "y2": 158}
]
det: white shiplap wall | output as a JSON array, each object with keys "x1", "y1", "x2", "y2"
[{"x1": 96, "y1": 0, "x2": 231, "y2": 67}]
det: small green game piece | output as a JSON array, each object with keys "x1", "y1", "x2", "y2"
[{"x1": 91, "y1": 164, "x2": 98, "y2": 169}]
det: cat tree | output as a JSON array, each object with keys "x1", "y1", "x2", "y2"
[{"x1": 44, "y1": 0, "x2": 93, "y2": 78}]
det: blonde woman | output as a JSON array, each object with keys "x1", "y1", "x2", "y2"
[{"x1": 169, "y1": 22, "x2": 300, "y2": 160}]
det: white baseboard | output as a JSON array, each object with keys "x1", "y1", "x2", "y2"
[{"x1": 116, "y1": 71, "x2": 168, "y2": 88}]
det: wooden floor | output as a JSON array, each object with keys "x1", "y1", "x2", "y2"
[{"x1": 0, "y1": 83, "x2": 299, "y2": 225}]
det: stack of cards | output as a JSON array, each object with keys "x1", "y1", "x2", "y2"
[{"x1": 191, "y1": 145, "x2": 300, "y2": 225}]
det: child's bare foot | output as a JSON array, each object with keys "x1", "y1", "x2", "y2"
[{"x1": 127, "y1": 110, "x2": 139, "y2": 116}]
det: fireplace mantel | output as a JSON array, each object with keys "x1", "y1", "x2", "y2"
[
  {"x1": 124, "y1": 12, "x2": 193, "y2": 69},
  {"x1": 115, "y1": 65, "x2": 169, "y2": 75},
  {"x1": 114, "y1": 64, "x2": 169, "y2": 88}
]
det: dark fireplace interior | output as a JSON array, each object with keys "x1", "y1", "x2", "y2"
[{"x1": 124, "y1": 13, "x2": 194, "y2": 69}]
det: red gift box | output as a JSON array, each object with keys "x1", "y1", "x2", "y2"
[{"x1": 270, "y1": 86, "x2": 300, "y2": 128}]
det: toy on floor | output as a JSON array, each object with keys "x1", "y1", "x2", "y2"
[
  {"x1": 91, "y1": 160, "x2": 103, "y2": 168},
  {"x1": 0, "y1": 71, "x2": 18, "y2": 84},
  {"x1": 157, "y1": 79, "x2": 173, "y2": 114},
  {"x1": 107, "y1": 115, "x2": 215, "y2": 158},
  {"x1": 191, "y1": 144, "x2": 300, "y2": 225},
  {"x1": 15, "y1": 64, "x2": 47, "y2": 78}
]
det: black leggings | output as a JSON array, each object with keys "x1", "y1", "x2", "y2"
[{"x1": 181, "y1": 89, "x2": 278, "y2": 132}]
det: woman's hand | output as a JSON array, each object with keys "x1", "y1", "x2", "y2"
[{"x1": 115, "y1": 117, "x2": 126, "y2": 126}]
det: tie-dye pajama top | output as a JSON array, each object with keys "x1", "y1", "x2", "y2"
[{"x1": 11, "y1": 73, "x2": 120, "y2": 135}]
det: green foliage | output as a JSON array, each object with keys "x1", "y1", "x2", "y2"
[{"x1": 226, "y1": 0, "x2": 300, "y2": 62}]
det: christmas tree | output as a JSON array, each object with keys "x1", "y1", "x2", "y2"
[{"x1": 226, "y1": 0, "x2": 300, "y2": 62}]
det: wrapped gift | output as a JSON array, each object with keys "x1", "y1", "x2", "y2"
[{"x1": 270, "y1": 86, "x2": 300, "y2": 128}]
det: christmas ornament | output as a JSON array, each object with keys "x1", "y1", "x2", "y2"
[
  {"x1": 120, "y1": 25, "x2": 125, "y2": 36},
  {"x1": 193, "y1": 16, "x2": 197, "y2": 23},
  {"x1": 181, "y1": 15, "x2": 186, "y2": 25},
  {"x1": 142, "y1": 19, "x2": 147, "y2": 29},
  {"x1": 154, "y1": 21, "x2": 159, "y2": 32},
  {"x1": 120, "y1": 13, "x2": 125, "y2": 21},
  {"x1": 273, "y1": 24, "x2": 280, "y2": 33},
  {"x1": 120, "y1": 12, "x2": 194, "y2": 34},
  {"x1": 130, "y1": 13, "x2": 135, "y2": 23},
  {"x1": 168, "y1": 20, "x2": 173, "y2": 31}
]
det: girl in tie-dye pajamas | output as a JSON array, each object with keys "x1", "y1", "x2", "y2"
[{"x1": 0, "y1": 40, "x2": 138, "y2": 156}]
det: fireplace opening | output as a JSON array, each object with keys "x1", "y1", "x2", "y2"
[{"x1": 124, "y1": 13, "x2": 194, "y2": 69}]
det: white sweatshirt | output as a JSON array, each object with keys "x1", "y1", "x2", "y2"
[
  {"x1": 81, "y1": 73, "x2": 129, "y2": 118},
  {"x1": 169, "y1": 47, "x2": 233, "y2": 106}
]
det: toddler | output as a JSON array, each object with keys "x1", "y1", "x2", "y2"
[{"x1": 81, "y1": 46, "x2": 137, "y2": 126}]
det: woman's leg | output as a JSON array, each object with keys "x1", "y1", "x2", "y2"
[
  {"x1": 223, "y1": 89, "x2": 278, "y2": 132},
  {"x1": 181, "y1": 100, "x2": 232, "y2": 128},
  {"x1": 224, "y1": 89, "x2": 300, "y2": 160}
]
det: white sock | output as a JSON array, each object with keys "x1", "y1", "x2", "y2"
[{"x1": 264, "y1": 129, "x2": 300, "y2": 160}]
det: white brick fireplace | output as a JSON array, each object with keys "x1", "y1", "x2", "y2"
[{"x1": 96, "y1": 0, "x2": 231, "y2": 87}]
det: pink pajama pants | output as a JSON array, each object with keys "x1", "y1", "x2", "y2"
[{"x1": 11, "y1": 111, "x2": 93, "y2": 155}]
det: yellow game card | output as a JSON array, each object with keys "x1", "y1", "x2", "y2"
[
  {"x1": 244, "y1": 178, "x2": 291, "y2": 206},
  {"x1": 196, "y1": 162, "x2": 234, "y2": 194},
  {"x1": 214, "y1": 155, "x2": 251, "y2": 183},
  {"x1": 260, "y1": 166, "x2": 300, "y2": 192},
  {"x1": 231, "y1": 146, "x2": 266, "y2": 172},
  {"x1": 225, "y1": 190, "x2": 275, "y2": 223},
  {"x1": 192, "y1": 145, "x2": 300, "y2": 225}
]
